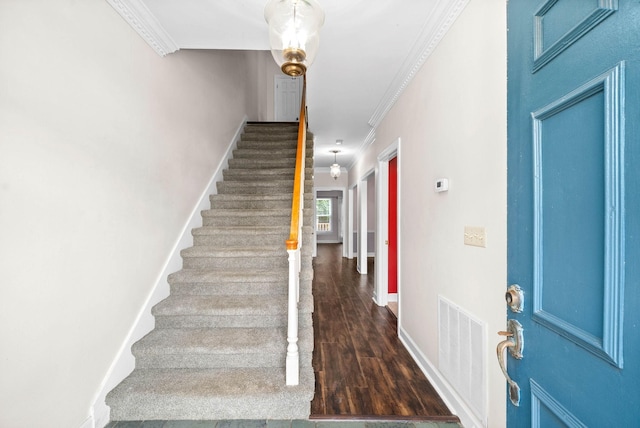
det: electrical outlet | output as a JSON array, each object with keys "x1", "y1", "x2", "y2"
[{"x1": 464, "y1": 226, "x2": 486, "y2": 247}]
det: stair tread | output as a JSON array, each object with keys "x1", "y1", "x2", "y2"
[
  {"x1": 181, "y1": 246, "x2": 282, "y2": 256},
  {"x1": 133, "y1": 327, "x2": 313, "y2": 354},
  {"x1": 106, "y1": 367, "x2": 315, "y2": 420}
]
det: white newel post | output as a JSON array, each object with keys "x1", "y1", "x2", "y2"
[{"x1": 286, "y1": 247, "x2": 300, "y2": 386}]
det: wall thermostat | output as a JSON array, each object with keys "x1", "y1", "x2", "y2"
[{"x1": 435, "y1": 178, "x2": 449, "y2": 192}]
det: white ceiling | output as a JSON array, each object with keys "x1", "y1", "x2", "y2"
[{"x1": 112, "y1": 0, "x2": 466, "y2": 168}]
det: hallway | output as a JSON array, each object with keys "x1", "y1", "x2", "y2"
[{"x1": 310, "y1": 244, "x2": 458, "y2": 422}]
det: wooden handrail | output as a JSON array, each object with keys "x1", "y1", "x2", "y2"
[{"x1": 286, "y1": 76, "x2": 307, "y2": 251}]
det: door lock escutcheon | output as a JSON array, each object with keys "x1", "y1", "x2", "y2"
[{"x1": 497, "y1": 319, "x2": 524, "y2": 406}]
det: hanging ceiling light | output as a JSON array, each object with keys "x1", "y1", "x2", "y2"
[
  {"x1": 264, "y1": 0, "x2": 325, "y2": 77},
  {"x1": 330, "y1": 150, "x2": 341, "y2": 180}
]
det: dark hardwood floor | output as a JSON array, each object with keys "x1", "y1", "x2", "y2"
[{"x1": 310, "y1": 244, "x2": 458, "y2": 422}]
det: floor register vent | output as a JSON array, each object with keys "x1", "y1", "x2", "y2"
[{"x1": 438, "y1": 295, "x2": 487, "y2": 425}]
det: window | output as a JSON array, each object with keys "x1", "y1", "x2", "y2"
[{"x1": 316, "y1": 198, "x2": 332, "y2": 232}]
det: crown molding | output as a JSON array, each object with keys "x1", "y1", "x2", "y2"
[
  {"x1": 347, "y1": 127, "x2": 376, "y2": 170},
  {"x1": 107, "y1": 0, "x2": 179, "y2": 57},
  {"x1": 368, "y1": 0, "x2": 470, "y2": 128}
]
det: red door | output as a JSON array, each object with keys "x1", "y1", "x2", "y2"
[{"x1": 388, "y1": 157, "x2": 398, "y2": 294}]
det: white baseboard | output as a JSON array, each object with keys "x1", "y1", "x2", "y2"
[
  {"x1": 89, "y1": 116, "x2": 248, "y2": 428},
  {"x1": 398, "y1": 325, "x2": 484, "y2": 428},
  {"x1": 387, "y1": 293, "x2": 398, "y2": 302}
]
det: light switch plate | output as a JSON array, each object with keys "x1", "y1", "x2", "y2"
[{"x1": 464, "y1": 226, "x2": 486, "y2": 247}]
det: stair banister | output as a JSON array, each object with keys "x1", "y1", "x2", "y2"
[{"x1": 285, "y1": 76, "x2": 307, "y2": 386}]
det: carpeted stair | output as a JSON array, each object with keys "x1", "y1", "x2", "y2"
[{"x1": 106, "y1": 122, "x2": 315, "y2": 420}]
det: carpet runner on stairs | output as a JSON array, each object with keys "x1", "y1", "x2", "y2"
[{"x1": 106, "y1": 122, "x2": 315, "y2": 421}]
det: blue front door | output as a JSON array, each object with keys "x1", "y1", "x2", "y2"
[{"x1": 507, "y1": 1, "x2": 640, "y2": 426}]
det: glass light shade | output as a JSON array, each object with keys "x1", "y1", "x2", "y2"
[
  {"x1": 330, "y1": 163, "x2": 341, "y2": 180},
  {"x1": 265, "y1": 0, "x2": 325, "y2": 76}
]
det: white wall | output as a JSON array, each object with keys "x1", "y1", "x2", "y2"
[
  {"x1": 0, "y1": 1, "x2": 262, "y2": 427},
  {"x1": 244, "y1": 50, "x2": 284, "y2": 121},
  {"x1": 314, "y1": 169, "x2": 348, "y2": 188},
  {"x1": 348, "y1": 1, "x2": 507, "y2": 426}
]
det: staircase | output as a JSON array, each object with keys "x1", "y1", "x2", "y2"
[{"x1": 106, "y1": 122, "x2": 315, "y2": 420}]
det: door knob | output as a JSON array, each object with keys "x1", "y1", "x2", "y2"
[{"x1": 497, "y1": 319, "x2": 524, "y2": 406}]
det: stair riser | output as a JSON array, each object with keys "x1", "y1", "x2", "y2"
[
  {"x1": 215, "y1": 184, "x2": 292, "y2": 195},
  {"x1": 132, "y1": 329, "x2": 314, "y2": 370},
  {"x1": 239, "y1": 135, "x2": 311, "y2": 142},
  {"x1": 168, "y1": 277, "x2": 312, "y2": 297},
  {"x1": 228, "y1": 159, "x2": 313, "y2": 169},
  {"x1": 233, "y1": 148, "x2": 298, "y2": 157},
  {"x1": 202, "y1": 215, "x2": 313, "y2": 227},
  {"x1": 224, "y1": 168, "x2": 294, "y2": 176},
  {"x1": 216, "y1": 181, "x2": 314, "y2": 195},
  {"x1": 241, "y1": 132, "x2": 313, "y2": 140},
  {"x1": 209, "y1": 198, "x2": 314, "y2": 210},
  {"x1": 154, "y1": 313, "x2": 313, "y2": 329},
  {"x1": 237, "y1": 141, "x2": 314, "y2": 150},
  {"x1": 241, "y1": 127, "x2": 312, "y2": 135},
  {"x1": 223, "y1": 171, "x2": 314, "y2": 182},
  {"x1": 108, "y1": 387, "x2": 313, "y2": 421},
  {"x1": 170, "y1": 282, "x2": 285, "y2": 296},
  {"x1": 135, "y1": 351, "x2": 314, "y2": 370},
  {"x1": 202, "y1": 216, "x2": 287, "y2": 227},
  {"x1": 241, "y1": 131, "x2": 300, "y2": 139},
  {"x1": 193, "y1": 233, "x2": 286, "y2": 247},
  {"x1": 183, "y1": 256, "x2": 312, "y2": 270},
  {"x1": 192, "y1": 235, "x2": 314, "y2": 250}
]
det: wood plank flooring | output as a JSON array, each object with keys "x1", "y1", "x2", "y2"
[{"x1": 310, "y1": 244, "x2": 458, "y2": 422}]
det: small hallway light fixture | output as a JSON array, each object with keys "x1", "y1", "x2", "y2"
[
  {"x1": 264, "y1": 0, "x2": 325, "y2": 76},
  {"x1": 330, "y1": 150, "x2": 341, "y2": 180}
]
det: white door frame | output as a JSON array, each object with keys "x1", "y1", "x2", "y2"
[
  {"x1": 357, "y1": 169, "x2": 375, "y2": 275},
  {"x1": 374, "y1": 138, "x2": 400, "y2": 307},
  {"x1": 347, "y1": 185, "x2": 355, "y2": 259},
  {"x1": 356, "y1": 177, "x2": 368, "y2": 274}
]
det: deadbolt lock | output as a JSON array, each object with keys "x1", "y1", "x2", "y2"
[{"x1": 505, "y1": 284, "x2": 524, "y2": 313}]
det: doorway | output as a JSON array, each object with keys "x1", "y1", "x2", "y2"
[
  {"x1": 355, "y1": 171, "x2": 375, "y2": 275},
  {"x1": 315, "y1": 190, "x2": 344, "y2": 244},
  {"x1": 374, "y1": 139, "x2": 400, "y2": 309}
]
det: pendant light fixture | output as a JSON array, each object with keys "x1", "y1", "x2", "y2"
[
  {"x1": 330, "y1": 150, "x2": 341, "y2": 180},
  {"x1": 264, "y1": 0, "x2": 325, "y2": 76}
]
